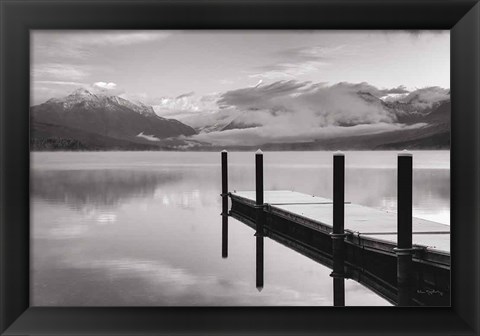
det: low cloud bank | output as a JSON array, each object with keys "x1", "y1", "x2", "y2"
[
  {"x1": 150, "y1": 80, "x2": 449, "y2": 146},
  {"x1": 217, "y1": 81, "x2": 397, "y2": 127},
  {"x1": 152, "y1": 93, "x2": 220, "y2": 121},
  {"x1": 187, "y1": 122, "x2": 427, "y2": 146}
]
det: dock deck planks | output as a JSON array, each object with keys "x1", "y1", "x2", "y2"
[{"x1": 231, "y1": 190, "x2": 450, "y2": 253}]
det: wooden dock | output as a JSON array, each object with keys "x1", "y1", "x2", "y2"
[
  {"x1": 232, "y1": 190, "x2": 450, "y2": 256},
  {"x1": 220, "y1": 150, "x2": 450, "y2": 306},
  {"x1": 228, "y1": 190, "x2": 450, "y2": 306}
]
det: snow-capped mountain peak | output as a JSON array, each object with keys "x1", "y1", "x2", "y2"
[
  {"x1": 68, "y1": 88, "x2": 99, "y2": 102},
  {"x1": 72, "y1": 88, "x2": 96, "y2": 96},
  {"x1": 45, "y1": 89, "x2": 156, "y2": 116}
]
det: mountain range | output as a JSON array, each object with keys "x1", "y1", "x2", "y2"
[
  {"x1": 31, "y1": 89, "x2": 196, "y2": 150},
  {"x1": 30, "y1": 83, "x2": 450, "y2": 151}
]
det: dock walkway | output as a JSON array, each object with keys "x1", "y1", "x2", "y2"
[
  {"x1": 231, "y1": 190, "x2": 450, "y2": 254},
  {"x1": 228, "y1": 190, "x2": 451, "y2": 305},
  {"x1": 222, "y1": 150, "x2": 450, "y2": 305}
]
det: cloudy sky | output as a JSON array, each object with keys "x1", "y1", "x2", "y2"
[
  {"x1": 31, "y1": 30, "x2": 450, "y2": 146},
  {"x1": 31, "y1": 30, "x2": 449, "y2": 106}
]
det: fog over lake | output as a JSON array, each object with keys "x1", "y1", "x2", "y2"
[{"x1": 31, "y1": 150, "x2": 449, "y2": 306}]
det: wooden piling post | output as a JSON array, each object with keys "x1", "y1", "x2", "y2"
[
  {"x1": 331, "y1": 151, "x2": 346, "y2": 257},
  {"x1": 255, "y1": 149, "x2": 265, "y2": 233},
  {"x1": 398, "y1": 150, "x2": 413, "y2": 253},
  {"x1": 333, "y1": 151, "x2": 345, "y2": 237},
  {"x1": 254, "y1": 149, "x2": 265, "y2": 290},
  {"x1": 221, "y1": 150, "x2": 228, "y2": 216},
  {"x1": 331, "y1": 151, "x2": 346, "y2": 306},
  {"x1": 395, "y1": 150, "x2": 415, "y2": 305},
  {"x1": 221, "y1": 150, "x2": 228, "y2": 258}
]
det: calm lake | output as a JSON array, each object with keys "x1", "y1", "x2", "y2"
[{"x1": 31, "y1": 150, "x2": 449, "y2": 306}]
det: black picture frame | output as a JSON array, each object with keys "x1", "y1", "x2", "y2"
[{"x1": 1, "y1": 0, "x2": 479, "y2": 335}]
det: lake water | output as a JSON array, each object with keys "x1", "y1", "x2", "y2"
[{"x1": 31, "y1": 150, "x2": 449, "y2": 306}]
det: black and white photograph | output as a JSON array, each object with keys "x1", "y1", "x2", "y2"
[{"x1": 30, "y1": 30, "x2": 450, "y2": 307}]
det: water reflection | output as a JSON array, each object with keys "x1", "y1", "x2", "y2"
[
  {"x1": 255, "y1": 232, "x2": 264, "y2": 291},
  {"x1": 222, "y1": 214, "x2": 228, "y2": 259},
  {"x1": 31, "y1": 151, "x2": 449, "y2": 306},
  {"x1": 31, "y1": 152, "x2": 449, "y2": 223},
  {"x1": 240, "y1": 218, "x2": 443, "y2": 306},
  {"x1": 331, "y1": 236, "x2": 346, "y2": 307},
  {"x1": 333, "y1": 277, "x2": 346, "y2": 307},
  {"x1": 32, "y1": 169, "x2": 181, "y2": 210}
]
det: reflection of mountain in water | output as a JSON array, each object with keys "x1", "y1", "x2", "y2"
[{"x1": 32, "y1": 170, "x2": 183, "y2": 209}]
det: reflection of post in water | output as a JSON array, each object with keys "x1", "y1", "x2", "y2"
[
  {"x1": 330, "y1": 152, "x2": 346, "y2": 307},
  {"x1": 255, "y1": 149, "x2": 265, "y2": 290},
  {"x1": 221, "y1": 150, "x2": 229, "y2": 259},
  {"x1": 332, "y1": 275, "x2": 345, "y2": 307},
  {"x1": 395, "y1": 151, "x2": 415, "y2": 306},
  {"x1": 222, "y1": 215, "x2": 228, "y2": 259},
  {"x1": 255, "y1": 232, "x2": 264, "y2": 290},
  {"x1": 331, "y1": 237, "x2": 346, "y2": 307}
]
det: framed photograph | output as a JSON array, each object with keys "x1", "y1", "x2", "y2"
[{"x1": 1, "y1": 0, "x2": 479, "y2": 335}]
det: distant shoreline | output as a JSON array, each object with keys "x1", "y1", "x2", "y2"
[{"x1": 30, "y1": 148, "x2": 451, "y2": 153}]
